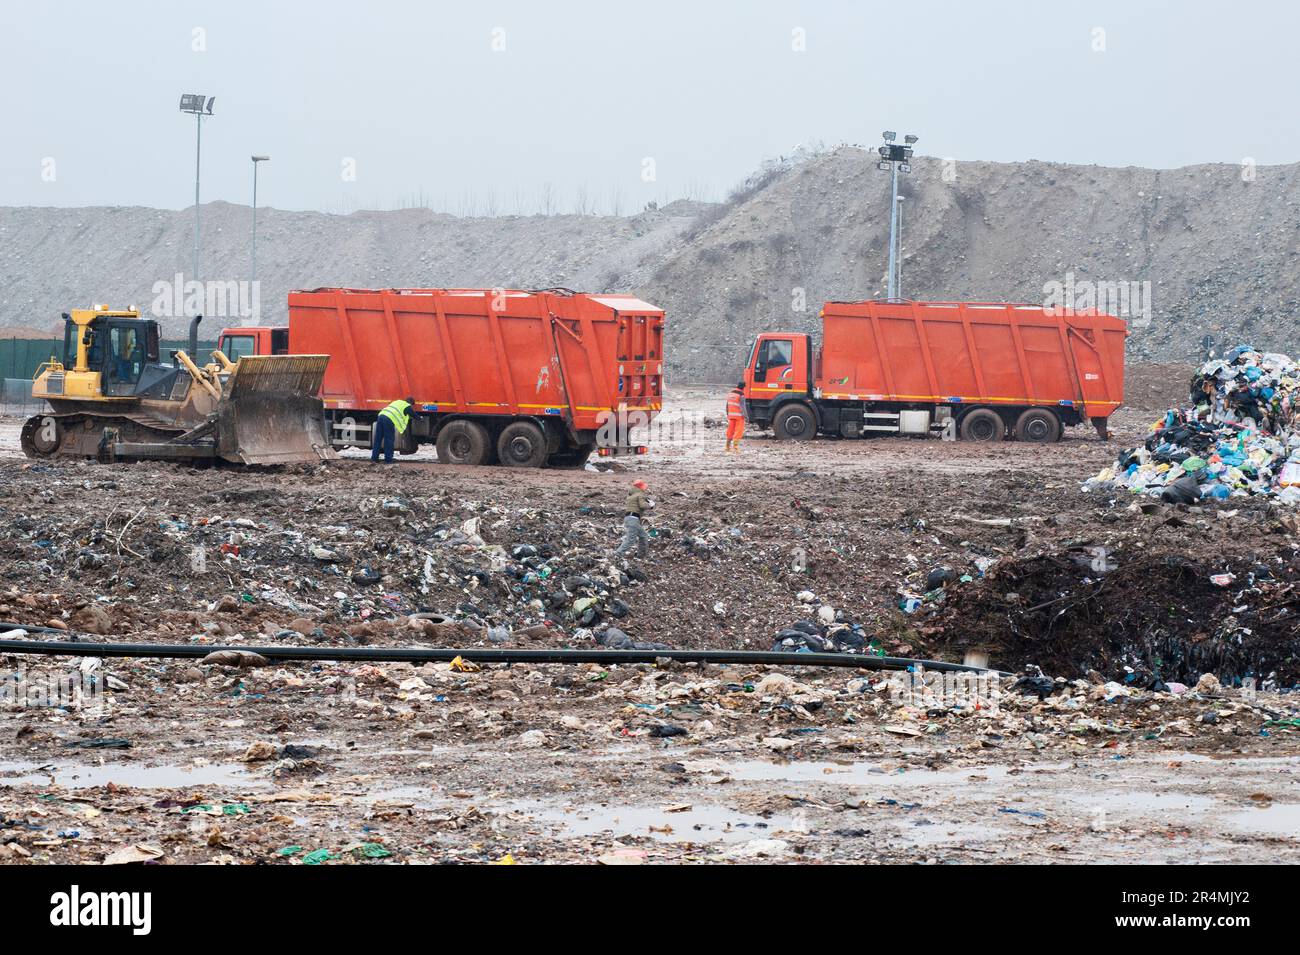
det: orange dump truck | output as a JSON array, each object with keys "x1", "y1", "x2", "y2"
[
  {"x1": 219, "y1": 288, "x2": 663, "y2": 467},
  {"x1": 742, "y1": 300, "x2": 1127, "y2": 442}
]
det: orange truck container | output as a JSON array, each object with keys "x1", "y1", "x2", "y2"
[
  {"x1": 742, "y1": 300, "x2": 1127, "y2": 442},
  {"x1": 218, "y1": 288, "x2": 663, "y2": 467}
]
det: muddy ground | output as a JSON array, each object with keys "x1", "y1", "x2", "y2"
[{"x1": 1, "y1": 363, "x2": 1298, "y2": 864}]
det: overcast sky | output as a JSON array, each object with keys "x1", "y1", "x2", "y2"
[{"x1": 2, "y1": 0, "x2": 1296, "y2": 214}]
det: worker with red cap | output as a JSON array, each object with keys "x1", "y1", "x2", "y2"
[
  {"x1": 615, "y1": 478, "x2": 652, "y2": 558},
  {"x1": 725, "y1": 382, "x2": 745, "y2": 452}
]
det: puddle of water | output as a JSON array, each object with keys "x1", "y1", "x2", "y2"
[
  {"x1": 510, "y1": 801, "x2": 792, "y2": 844},
  {"x1": 0, "y1": 760, "x2": 269, "y2": 791},
  {"x1": 1134, "y1": 753, "x2": 1300, "y2": 769},
  {"x1": 712, "y1": 759, "x2": 1069, "y2": 787},
  {"x1": 364, "y1": 749, "x2": 443, "y2": 760},
  {"x1": 361, "y1": 785, "x2": 442, "y2": 809},
  {"x1": 1064, "y1": 790, "x2": 1218, "y2": 814},
  {"x1": 896, "y1": 818, "x2": 1004, "y2": 849},
  {"x1": 1222, "y1": 803, "x2": 1300, "y2": 837},
  {"x1": 1135, "y1": 752, "x2": 1214, "y2": 764}
]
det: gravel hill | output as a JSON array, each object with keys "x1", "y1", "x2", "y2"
[{"x1": 4, "y1": 147, "x2": 1298, "y2": 381}]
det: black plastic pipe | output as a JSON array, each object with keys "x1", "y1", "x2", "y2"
[{"x1": 0, "y1": 635, "x2": 1001, "y2": 674}]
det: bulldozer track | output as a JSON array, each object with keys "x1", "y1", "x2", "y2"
[{"x1": 20, "y1": 411, "x2": 186, "y2": 460}]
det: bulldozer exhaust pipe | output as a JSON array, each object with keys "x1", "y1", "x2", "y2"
[{"x1": 188, "y1": 314, "x2": 203, "y2": 358}]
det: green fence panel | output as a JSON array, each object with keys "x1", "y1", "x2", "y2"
[{"x1": 0, "y1": 337, "x2": 219, "y2": 380}]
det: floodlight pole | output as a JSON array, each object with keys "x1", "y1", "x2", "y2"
[
  {"x1": 250, "y1": 157, "x2": 256, "y2": 285},
  {"x1": 886, "y1": 162, "x2": 900, "y2": 300},
  {"x1": 877, "y1": 131, "x2": 916, "y2": 301},
  {"x1": 181, "y1": 95, "x2": 214, "y2": 293},
  {"x1": 895, "y1": 195, "x2": 905, "y2": 300},
  {"x1": 251, "y1": 156, "x2": 269, "y2": 286},
  {"x1": 193, "y1": 110, "x2": 202, "y2": 286}
]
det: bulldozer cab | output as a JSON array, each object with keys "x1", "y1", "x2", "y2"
[
  {"x1": 34, "y1": 306, "x2": 161, "y2": 402},
  {"x1": 36, "y1": 306, "x2": 206, "y2": 405},
  {"x1": 90, "y1": 318, "x2": 159, "y2": 396},
  {"x1": 61, "y1": 309, "x2": 171, "y2": 398}
]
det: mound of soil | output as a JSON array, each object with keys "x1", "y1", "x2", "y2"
[{"x1": 937, "y1": 550, "x2": 1300, "y2": 685}]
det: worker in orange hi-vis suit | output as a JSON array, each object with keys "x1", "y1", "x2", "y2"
[{"x1": 725, "y1": 382, "x2": 746, "y2": 452}]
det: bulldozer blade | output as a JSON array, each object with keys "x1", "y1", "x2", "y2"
[
  {"x1": 225, "y1": 353, "x2": 330, "y2": 398},
  {"x1": 215, "y1": 355, "x2": 335, "y2": 465}
]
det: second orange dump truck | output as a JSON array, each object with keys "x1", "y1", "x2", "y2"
[
  {"x1": 219, "y1": 288, "x2": 664, "y2": 467},
  {"x1": 742, "y1": 300, "x2": 1127, "y2": 442}
]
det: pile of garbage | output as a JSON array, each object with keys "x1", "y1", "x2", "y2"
[
  {"x1": 896, "y1": 559, "x2": 995, "y2": 616},
  {"x1": 772, "y1": 591, "x2": 877, "y2": 654},
  {"x1": 1085, "y1": 346, "x2": 1300, "y2": 503}
]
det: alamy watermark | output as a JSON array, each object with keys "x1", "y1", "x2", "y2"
[
  {"x1": 50, "y1": 885, "x2": 151, "y2": 935},
  {"x1": 151, "y1": 273, "x2": 261, "y2": 322},
  {"x1": 887, "y1": 666, "x2": 1002, "y2": 712},
  {"x1": 1043, "y1": 271, "x2": 1152, "y2": 327},
  {"x1": 594, "y1": 407, "x2": 705, "y2": 450},
  {"x1": 1, "y1": 666, "x2": 107, "y2": 713}
]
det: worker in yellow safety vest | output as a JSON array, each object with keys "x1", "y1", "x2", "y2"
[{"x1": 372, "y1": 397, "x2": 414, "y2": 464}]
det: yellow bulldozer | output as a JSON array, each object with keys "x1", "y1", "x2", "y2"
[{"x1": 23, "y1": 305, "x2": 334, "y2": 465}]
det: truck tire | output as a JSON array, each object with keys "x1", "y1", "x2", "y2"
[
  {"x1": 1015, "y1": 408, "x2": 1062, "y2": 443},
  {"x1": 772, "y1": 403, "x2": 817, "y2": 441},
  {"x1": 497, "y1": 420, "x2": 548, "y2": 468},
  {"x1": 436, "y1": 420, "x2": 492, "y2": 466},
  {"x1": 958, "y1": 408, "x2": 1005, "y2": 442}
]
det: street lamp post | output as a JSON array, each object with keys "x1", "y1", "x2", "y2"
[
  {"x1": 179, "y1": 94, "x2": 215, "y2": 289},
  {"x1": 251, "y1": 156, "x2": 270, "y2": 287},
  {"x1": 877, "y1": 131, "x2": 917, "y2": 300}
]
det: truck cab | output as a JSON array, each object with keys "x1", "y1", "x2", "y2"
[
  {"x1": 742, "y1": 332, "x2": 813, "y2": 430},
  {"x1": 217, "y1": 326, "x2": 288, "y2": 360}
]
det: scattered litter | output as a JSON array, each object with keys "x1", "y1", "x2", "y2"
[
  {"x1": 202, "y1": 650, "x2": 270, "y2": 669},
  {"x1": 62, "y1": 738, "x2": 131, "y2": 750},
  {"x1": 103, "y1": 843, "x2": 164, "y2": 865}
]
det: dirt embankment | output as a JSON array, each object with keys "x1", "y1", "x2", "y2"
[{"x1": 6, "y1": 149, "x2": 1300, "y2": 381}]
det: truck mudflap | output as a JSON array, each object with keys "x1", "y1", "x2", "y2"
[{"x1": 215, "y1": 355, "x2": 335, "y2": 465}]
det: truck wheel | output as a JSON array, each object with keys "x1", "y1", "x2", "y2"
[
  {"x1": 1015, "y1": 408, "x2": 1062, "y2": 443},
  {"x1": 773, "y1": 403, "x2": 816, "y2": 441},
  {"x1": 497, "y1": 421, "x2": 548, "y2": 468},
  {"x1": 436, "y1": 420, "x2": 491, "y2": 466},
  {"x1": 959, "y1": 408, "x2": 1005, "y2": 442}
]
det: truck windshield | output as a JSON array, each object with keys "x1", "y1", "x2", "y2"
[
  {"x1": 224, "y1": 335, "x2": 257, "y2": 361},
  {"x1": 760, "y1": 339, "x2": 792, "y2": 367}
]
